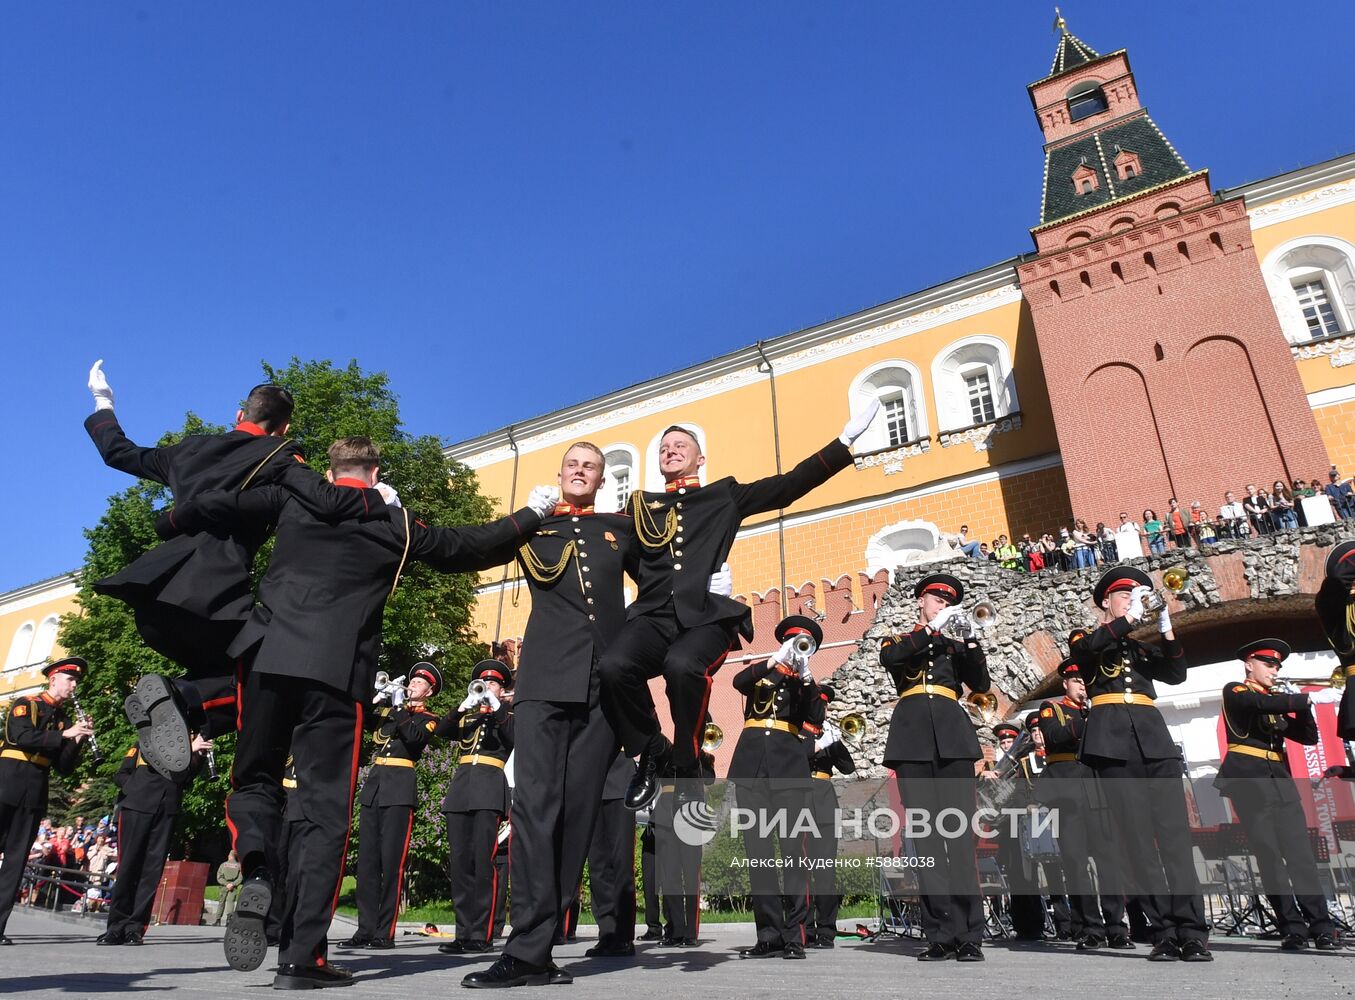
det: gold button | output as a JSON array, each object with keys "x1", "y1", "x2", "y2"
[
  {"x1": 585, "y1": 582, "x2": 592, "y2": 589},
  {"x1": 674, "y1": 563, "x2": 682, "y2": 571},
  {"x1": 574, "y1": 528, "x2": 582, "y2": 534},
  {"x1": 589, "y1": 614, "x2": 596, "y2": 621},
  {"x1": 676, "y1": 537, "x2": 684, "y2": 544},
  {"x1": 676, "y1": 503, "x2": 683, "y2": 510},
  {"x1": 583, "y1": 566, "x2": 590, "y2": 573},
  {"x1": 1123, "y1": 692, "x2": 1134, "y2": 703},
  {"x1": 580, "y1": 552, "x2": 588, "y2": 559}
]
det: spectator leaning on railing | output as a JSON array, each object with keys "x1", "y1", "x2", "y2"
[
  {"x1": 1166, "y1": 499, "x2": 1190, "y2": 549},
  {"x1": 1269, "y1": 481, "x2": 1298, "y2": 531},
  {"x1": 1324, "y1": 469, "x2": 1355, "y2": 519},
  {"x1": 1220, "y1": 491, "x2": 1248, "y2": 539}
]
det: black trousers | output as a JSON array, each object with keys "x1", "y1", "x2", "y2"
[
  {"x1": 654, "y1": 820, "x2": 701, "y2": 940},
  {"x1": 493, "y1": 845, "x2": 509, "y2": 940},
  {"x1": 132, "y1": 604, "x2": 242, "y2": 738},
  {"x1": 0, "y1": 802, "x2": 41, "y2": 937},
  {"x1": 640, "y1": 823, "x2": 661, "y2": 934},
  {"x1": 445, "y1": 809, "x2": 505, "y2": 945},
  {"x1": 895, "y1": 760, "x2": 983, "y2": 947},
  {"x1": 1049, "y1": 797, "x2": 1126, "y2": 937},
  {"x1": 736, "y1": 783, "x2": 810, "y2": 945},
  {"x1": 598, "y1": 602, "x2": 736, "y2": 773},
  {"x1": 1228, "y1": 782, "x2": 1334, "y2": 938},
  {"x1": 106, "y1": 805, "x2": 175, "y2": 935},
  {"x1": 1090, "y1": 751, "x2": 1207, "y2": 944},
  {"x1": 996, "y1": 834, "x2": 1046, "y2": 936},
  {"x1": 588, "y1": 796, "x2": 637, "y2": 944},
  {"x1": 804, "y1": 786, "x2": 840, "y2": 942},
  {"x1": 227, "y1": 670, "x2": 362, "y2": 967},
  {"x1": 501, "y1": 695, "x2": 616, "y2": 966},
  {"x1": 354, "y1": 801, "x2": 414, "y2": 942}
]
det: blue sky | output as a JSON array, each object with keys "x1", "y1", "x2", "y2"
[{"x1": 4, "y1": 2, "x2": 1351, "y2": 590}]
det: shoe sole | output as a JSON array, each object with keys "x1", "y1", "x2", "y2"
[
  {"x1": 127, "y1": 675, "x2": 192, "y2": 777},
  {"x1": 272, "y1": 974, "x2": 356, "y2": 990},
  {"x1": 224, "y1": 882, "x2": 272, "y2": 972},
  {"x1": 462, "y1": 973, "x2": 551, "y2": 989}
]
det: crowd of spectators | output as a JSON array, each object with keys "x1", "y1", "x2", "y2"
[
  {"x1": 955, "y1": 469, "x2": 1355, "y2": 573},
  {"x1": 19, "y1": 814, "x2": 119, "y2": 912}
]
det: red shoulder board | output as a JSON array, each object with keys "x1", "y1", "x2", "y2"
[
  {"x1": 12, "y1": 703, "x2": 27, "y2": 717},
  {"x1": 425, "y1": 721, "x2": 436, "y2": 732},
  {"x1": 1040, "y1": 706, "x2": 1053, "y2": 718},
  {"x1": 1230, "y1": 684, "x2": 1248, "y2": 693},
  {"x1": 294, "y1": 454, "x2": 305, "y2": 463},
  {"x1": 879, "y1": 636, "x2": 895, "y2": 649}
]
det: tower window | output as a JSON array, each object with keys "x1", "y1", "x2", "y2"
[
  {"x1": 1072, "y1": 164, "x2": 1099, "y2": 196},
  {"x1": 1067, "y1": 82, "x2": 1109, "y2": 122},
  {"x1": 1114, "y1": 149, "x2": 1142, "y2": 181},
  {"x1": 1293, "y1": 278, "x2": 1343, "y2": 339}
]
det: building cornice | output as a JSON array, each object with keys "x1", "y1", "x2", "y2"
[{"x1": 0, "y1": 573, "x2": 79, "y2": 617}]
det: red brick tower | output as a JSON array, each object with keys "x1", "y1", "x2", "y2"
[{"x1": 1017, "y1": 18, "x2": 1329, "y2": 524}]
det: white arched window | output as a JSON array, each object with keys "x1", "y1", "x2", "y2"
[
  {"x1": 31, "y1": 615, "x2": 60, "y2": 665},
  {"x1": 644, "y1": 424, "x2": 708, "y2": 493},
  {"x1": 1261, "y1": 236, "x2": 1355, "y2": 343},
  {"x1": 848, "y1": 360, "x2": 928, "y2": 453},
  {"x1": 598, "y1": 443, "x2": 639, "y2": 513},
  {"x1": 5, "y1": 621, "x2": 35, "y2": 671},
  {"x1": 930, "y1": 336, "x2": 1019, "y2": 432}
]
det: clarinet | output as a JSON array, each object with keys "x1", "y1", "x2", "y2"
[
  {"x1": 70, "y1": 696, "x2": 105, "y2": 765},
  {"x1": 205, "y1": 746, "x2": 219, "y2": 780}
]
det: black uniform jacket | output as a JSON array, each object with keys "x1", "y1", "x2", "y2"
[
  {"x1": 438, "y1": 704, "x2": 514, "y2": 815},
  {"x1": 1214, "y1": 681, "x2": 1316, "y2": 800},
  {"x1": 168, "y1": 484, "x2": 540, "y2": 702},
  {"x1": 807, "y1": 736, "x2": 856, "y2": 820},
  {"x1": 1075, "y1": 617, "x2": 1187, "y2": 762},
  {"x1": 879, "y1": 625, "x2": 990, "y2": 765},
  {"x1": 112, "y1": 745, "x2": 199, "y2": 816},
  {"x1": 727, "y1": 659, "x2": 824, "y2": 781},
  {"x1": 86, "y1": 410, "x2": 386, "y2": 622},
  {"x1": 626, "y1": 439, "x2": 853, "y2": 640},
  {"x1": 359, "y1": 705, "x2": 441, "y2": 808},
  {"x1": 483, "y1": 512, "x2": 639, "y2": 704},
  {"x1": 1035, "y1": 697, "x2": 1097, "y2": 805},
  {"x1": 0, "y1": 694, "x2": 83, "y2": 809},
  {"x1": 1316, "y1": 577, "x2": 1355, "y2": 740}
]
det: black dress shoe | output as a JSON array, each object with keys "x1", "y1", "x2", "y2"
[
  {"x1": 1107, "y1": 933, "x2": 1136, "y2": 950},
  {"x1": 125, "y1": 930, "x2": 144, "y2": 945},
  {"x1": 1179, "y1": 939, "x2": 1213, "y2": 962},
  {"x1": 462, "y1": 955, "x2": 552, "y2": 988},
  {"x1": 1148, "y1": 939, "x2": 1180, "y2": 962},
  {"x1": 659, "y1": 934, "x2": 675, "y2": 947},
  {"x1": 461, "y1": 940, "x2": 494, "y2": 953},
  {"x1": 678, "y1": 937, "x2": 698, "y2": 948},
  {"x1": 338, "y1": 935, "x2": 371, "y2": 949},
  {"x1": 955, "y1": 942, "x2": 984, "y2": 962},
  {"x1": 224, "y1": 876, "x2": 272, "y2": 972},
  {"x1": 367, "y1": 938, "x2": 393, "y2": 950},
  {"x1": 437, "y1": 940, "x2": 466, "y2": 955},
  {"x1": 584, "y1": 939, "x2": 635, "y2": 958},
  {"x1": 1076, "y1": 934, "x2": 1105, "y2": 951},
  {"x1": 1281, "y1": 933, "x2": 1308, "y2": 951},
  {"x1": 816, "y1": 936, "x2": 835, "y2": 949},
  {"x1": 917, "y1": 943, "x2": 955, "y2": 961},
  {"x1": 1314, "y1": 933, "x2": 1339, "y2": 951},
  {"x1": 782, "y1": 942, "x2": 805, "y2": 960},
  {"x1": 0, "y1": 936, "x2": 11, "y2": 945},
  {"x1": 273, "y1": 962, "x2": 355, "y2": 989},
  {"x1": 125, "y1": 674, "x2": 193, "y2": 778},
  {"x1": 739, "y1": 941, "x2": 783, "y2": 958},
  {"x1": 548, "y1": 963, "x2": 572, "y2": 985},
  {"x1": 624, "y1": 743, "x2": 671, "y2": 811},
  {"x1": 638, "y1": 928, "x2": 664, "y2": 941},
  {"x1": 96, "y1": 930, "x2": 127, "y2": 946}
]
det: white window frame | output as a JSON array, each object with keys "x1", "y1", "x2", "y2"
[
  {"x1": 599, "y1": 443, "x2": 640, "y2": 514},
  {"x1": 1290, "y1": 271, "x2": 1343, "y2": 340},
  {"x1": 961, "y1": 367, "x2": 998, "y2": 425},
  {"x1": 1261, "y1": 235, "x2": 1355, "y2": 344},
  {"x1": 644, "y1": 424, "x2": 709, "y2": 494},
  {"x1": 930, "y1": 336, "x2": 1019, "y2": 432},
  {"x1": 30, "y1": 615, "x2": 60, "y2": 666},
  {"x1": 847, "y1": 360, "x2": 928, "y2": 454}
]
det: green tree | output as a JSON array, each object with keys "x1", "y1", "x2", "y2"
[{"x1": 57, "y1": 360, "x2": 500, "y2": 870}]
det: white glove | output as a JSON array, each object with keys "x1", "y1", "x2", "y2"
[
  {"x1": 485, "y1": 691, "x2": 502, "y2": 712},
  {"x1": 770, "y1": 638, "x2": 801, "y2": 668},
  {"x1": 708, "y1": 563, "x2": 733, "y2": 598},
  {"x1": 814, "y1": 728, "x2": 835, "y2": 752},
  {"x1": 839, "y1": 397, "x2": 881, "y2": 446},
  {"x1": 391, "y1": 686, "x2": 406, "y2": 707},
  {"x1": 1157, "y1": 606, "x2": 1172, "y2": 635},
  {"x1": 1126, "y1": 585, "x2": 1150, "y2": 622},
  {"x1": 798, "y1": 656, "x2": 815, "y2": 683},
  {"x1": 88, "y1": 360, "x2": 115, "y2": 411},
  {"x1": 374, "y1": 481, "x2": 402, "y2": 508},
  {"x1": 527, "y1": 485, "x2": 560, "y2": 517},
  {"x1": 1309, "y1": 687, "x2": 1343, "y2": 705},
  {"x1": 372, "y1": 686, "x2": 390, "y2": 705},
  {"x1": 928, "y1": 604, "x2": 960, "y2": 632},
  {"x1": 458, "y1": 694, "x2": 481, "y2": 713}
]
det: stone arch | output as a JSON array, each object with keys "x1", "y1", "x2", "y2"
[
  {"x1": 1079, "y1": 361, "x2": 1172, "y2": 516},
  {"x1": 1183, "y1": 335, "x2": 1286, "y2": 485}
]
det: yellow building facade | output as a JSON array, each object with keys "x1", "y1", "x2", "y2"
[{"x1": 0, "y1": 574, "x2": 80, "y2": 706}]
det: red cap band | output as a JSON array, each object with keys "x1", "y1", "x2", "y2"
[
  {"x1": 784, "y1": 627, "x2": 812, "y2": 637},
  {"x1": 1105, "y1": 577, "x2": 1139, "y2": 595},
  {"x1": 479, "y1": 670, "x2": 505, "y2": 684},
  {"x1": 1251, "y1": 649, "x2": 1282, "y2": 662},
  {"x1": 923, "y1": 583, "x2": 957, "y2": 598}
]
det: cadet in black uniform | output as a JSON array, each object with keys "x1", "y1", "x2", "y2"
[
  {"x1": 1316, "y1": 540, "x2": 1355, "y2": 752},
  {"x1": 1214, "y1": 639, "x2": 1339, "y2": 950},
  {"x1": 98, "y1": 736, "x2": 211, "y2": 945},
  {"x1": 730, "y1": 616, "x2": 827, "y2": 959},
  {"x1": 465, "y1": 442, "x2": 642, "y2": 988},
  {"x1": 650, "y1": 753, "x2": 715, "y2": 948},
  {"x1": 343, "y1": 662, "x2": 446, "y2": 950},
  {"x1": 1073, "y1": 567, "x2": 1210, "y2": 961},
  {"x1": 988, "y1": 721, "x2": 1046, "y2": 940},
  {"x1": 438, "y1": 661, "x2": 515, "y2": 957},
  {"x1": 83, "y1": 363, "x2": 388, "y2": 777},
  {"x1": 582, "y1": 754, "x2": 641, "y2": 958},
  {"x1": 638, "y1": 817, "x2": 663, "y2": 941},
  {"x1": 804, "y1": 684, "x2": 855, "y2": 949},
  {"x1": 879, "y1": 573, "x2": 990, "y2": 962},
  {"x1": 0, "y1": 658, "x2": 93, "y2": 944},
  {"x1": 604, "y1": 403, "x2": 879, "y2": 810},
  {"x1": 158, "y1": 437, "x2": 552, "y2": 987},
  {"x1": 1035, "y1": 653, "x2": 1133, "y2": 950}
]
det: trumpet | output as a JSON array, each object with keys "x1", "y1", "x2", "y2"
[
  {"x1": 940, "y1": 600, "x2": 999, "y2": 638},
  {"x1": 971, "y1": 600, "x2": 999, "y2": 628},
  {"x1": 837, "y1": 713, "x2": 867, "y2": 745},
  {"x1": 791, "y1": 634, "x2": 816, "y2": 655},
  {"x1": 468, "y1": 679, "x2": 488, "y2": 698},
  {"x1": 71, "y1": 695, "x2": 104, "y2": 765},
  {"x1": 962, "y1": 691, "x2": 1001, "y2": 727},
  {"x1": 1276, "y1": 667, "x2": 1347, "y2": 691},
  {"x1": 701, "y1": 722, "x2": 724, "y2": 752},
  {"x1": 1142, "y1": 568, "x2": 1191, "y2": 616}
]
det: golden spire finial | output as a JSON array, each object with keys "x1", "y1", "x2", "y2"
[{"x1": 1053, "y1": 7, "x2": 1067, "y2": 33}]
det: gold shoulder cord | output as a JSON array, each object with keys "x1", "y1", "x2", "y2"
[
  {"x1": 238, "y1": 440, "x2": 292, "y2": 491},
  {"x1": 753, "y1": 678, "x2": 777, "y2": 716},
  {"x1": 518, "y1": 539, "x2": 577, "y2": 584},
  {"x1": 629, "y1": 489, "x2": 678, "y2": 550}
]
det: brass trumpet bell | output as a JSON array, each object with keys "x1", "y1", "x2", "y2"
[
  {"x1": 1162, "y1": 567, "x2": 1190, "y2": 593},
  {"x1": 839, "y1": 713, "x2": 867, "y2": 744},
  {"x1": 701, "y1": 722, "x2": 724, "y2": 752},
  {"x1": 971, "y1": 600, "x2": 999, "y2": 627},
  {"x1": 963, "y1": 691, "x2": 1000, "y2": 726}
]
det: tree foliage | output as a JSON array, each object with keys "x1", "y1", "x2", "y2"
[{"x1": 57, "y1": 360, "x2": 500, "y2": 865}]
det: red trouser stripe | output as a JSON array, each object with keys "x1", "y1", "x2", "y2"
[{"x1": 387, "y1": 811, "x2": 415, "y2": 939}]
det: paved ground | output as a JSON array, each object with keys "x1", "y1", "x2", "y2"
[{"x1": 2, "y1": 908, "x2": 1351, "y2": 997}]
